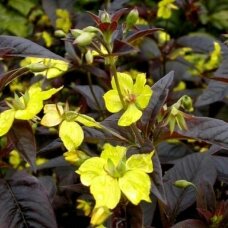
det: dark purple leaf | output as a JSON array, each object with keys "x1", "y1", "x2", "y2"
[
  {"x1": 177, "y1": 116, "x2": 228, "y2": 149},
  {"x1": 141, "y1": 71, "x2": 174, "y2": 127},
  {"x1": 112, "y1": 39, "x2": 137, "y2": 56},
  {"x1": 59, "y1": 184, "x2": 89, "y2": 193},
  {"x1": 151, "y1": 153, "x2": 167, "y2": 205},
  {"x1": 177, "y1": 35, "x2": 216, "y2": 53},
  {"x1": 171, "y1": 219, "x2": 207, "y2": 228},
  {"x1": 0, "y1": 35, "x2": 66, "y2": 60},
  {"x1": 37, "y1": 156, "x2": 70, "y2": 170},
  {"x1": 163, "y1": 153, "x2": 217, "y2": 217},
  {"x1": 38, "y1": 138, "x2": 62, "y2": 156},
  {"x1": 0, "y1": 68, "x2": 29, "y2": 91},
  {"x1": 125, "y1": 28, "x2": 162, "y2": 44},
  {"x1": 157, "y1": 142, "x2": 193, "y2": 164},
  {"x1": 72, "y1": 84, "x2": 105, "y2": 110},
  {"x1": 8, "y1": 120, "x2": 37, "y2": 172},
  {"x1": 38, "y1": 176, "x2": 57, "y2": 203},
  {"x1": 84, "y1": 65, "x2": 108, "y2": 78},
  {"x1": 212, "y1": 156, "x2": 228, "y2": 183},
  {"x1": 111, "y1": 8, "x2": 128, "y2": 22},
  {"x1": 195, "y1": 80, "x2": 228, "y2": 106},
  {"x1": 0, "y1": 171, "x2": 57, "y2": 228}
]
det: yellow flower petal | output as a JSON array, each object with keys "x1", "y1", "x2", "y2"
[
  {"x1": 59, "y1": 120, "x2": 84, "y2": 151},
  {"x1": 77, "y1": 157, "x2": 106, "y2": 186},
  {"x1": 118, "y1": 104, "x2": 142, "y2": 126},
  {"x1": 126, "y1": 152, "x2": 154, "y2": 173},
  {"x1": 76, "y1": 114, "x2": 101, "y2": 128},
  {"x1": 91, "y1": 175, "x2": 121, "y2": 209},
  {"x1": 111, "y1": 72, "x2": 133, "y2": 94},
  {"x1": 0, "y1": 109, "x2": 15, "y2": 137},
  {"x1": 103, "y1": 90, "x2": 123, "y2": 113},
  {"x1": 132, "y1": 73, "x2": 147, "y2": 94},
  {"x1": 135, "y1": 85, "x2": 152, "y2": 109},
  {"x1": 101, "y1": 144, "x2": 126, "y2": 166},
  {"x1": 119, "y1": 170, "x2": 151, "y2": 205}
]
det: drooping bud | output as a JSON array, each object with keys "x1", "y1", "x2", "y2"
[
  {"x1": 126, "y1": 8, "x2": 139, "y2": 28},
  {"x1": 54, "y1": 30, "x2": 66, "y2": 38},
  {"x1": 71, "y1": 29, "x2": 83, "y2": 38},
  {"x1": 174, "y1": 180, "x2": 196, "y2": 189}
]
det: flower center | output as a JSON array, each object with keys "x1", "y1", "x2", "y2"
[{"x1": 124, "y1": 93, "x2": 136, "y2": 104}]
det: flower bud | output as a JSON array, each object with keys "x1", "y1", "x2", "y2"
[
  {"x1": 174, "y1": 180, "x2": 195, "y2": 189},
  {"x1": 180, "y1": 95, "x2": 193, "y2": 112},
  {"x1": 28, "y1": 63, "x2": 48, "y2": 72},
  {"x1": 71, "y1": 29, "x2": 83, "y2": 38},
  {"x1": 85, "y1": 49, "x2": 93, "y2": 65},
  {"x1": 83, "y1": 26, "x2": 101, "y2": 33},
  {"x1": 91, "y1": 206, "x2": 111, "y2": 226},
  {"x1": 54, "y1": 30, "x2": 66, "y2": 38},
  {"x1": 126, "y1": 8, "x2": 139, "y2": 27},
  {"x1": 100, "y1": 11, "x2": 111, "y2": 23},
  {"x1": 74, "y1": 32, "x2": 96, "y2": 46}
]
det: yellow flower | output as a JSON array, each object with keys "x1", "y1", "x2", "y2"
[
  {"x1": 77, "y1": 144, "x2": 154, "y2": 209},
  {"x1": 157, "y1": 0, "x2": 178, "y2": 19},
  {"x1": 56, "y1": 9, "x2": 72, "y2": 33},
  {"x1": 41, "y1": 104, "x2": 100, "y2": 151},
  {"x1": 103, "y1": 72, "x2": 152, "y2": 126},
  {"x1": 0, "y1": 85, "x2": 62, "y2": 137}
]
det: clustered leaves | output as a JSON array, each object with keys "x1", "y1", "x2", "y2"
[{"x1": 0, "y1": 0, "x2": 228, "y2": 228}]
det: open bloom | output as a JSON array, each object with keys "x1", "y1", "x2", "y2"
[
  {"x1": 41, "y1": 103, "x2": 100, "y2": 151},
  {"x1": 77, "y1": 144, "x2": 154, "y2": 209},
  {"x1": 0, "y1": 85, "x2": 62, "y2": 137},
  {"x1": 103, "y1": 72, "x2": 152, "y2": 126}
]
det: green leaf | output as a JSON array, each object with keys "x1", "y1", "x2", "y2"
[
  {"x1": 126, "y1": 152, "x2": 154, "y2": 173},
  {"x1": 8, "y1": 0, "x2": 36, "y2": 16},
  {"x1": 0, "y1": 109, "x2": 15, "y2": 137},
  {"x1": 77, "y1": 157, "x2": 106, "y2": 186},
  {"x1": 59, "y1": 120, "x2": 84, "y2": 151},
  {"x1": 90, "y1": 175, "x2": 121, "y2": 209},
  {"x1": 119, "y1": 170, "x2": 151, "y2": 205}
]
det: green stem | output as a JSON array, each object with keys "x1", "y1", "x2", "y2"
[
  {"x1": 130, "y1": 124, "x2": 144, "y2": 146},
  {"x1": 110, "y1": 62, "x2": 126, "y2": 109}
]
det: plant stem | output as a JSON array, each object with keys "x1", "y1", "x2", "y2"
[{"x1": 109, "y1": 62, "x2": 126, "y2": 109}]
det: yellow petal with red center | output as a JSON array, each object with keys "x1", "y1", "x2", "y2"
[
  {"x1": 103, "y1": 90, "x2": 123, "y2": 113},
  {"x1": 111, "y1": 72, "x2": 133, "y2": 94},
  {"x1": 0, "y1": 109, "x2": 15, "y2": 137},
  {"x1": 119, "y1": 170, "x2": 151, "y2": 205},
  {"x1": 118, "y1": 104, "x2": 142, "y2": 126},
  {"x1": 59, "y1": 120, "x2": 84, "y2": 151}
]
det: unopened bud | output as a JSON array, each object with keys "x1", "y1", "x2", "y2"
[
  {"x1": 174, "y1": 180, "x2": 195, "y2": 189},
  {"x1": 85, "y1": 50, "x2": 93, "y2": 65},
  {"x1": 180, "y1": 95, "x2": 194, "y2": 112},
  {"x1": 71, "y1": 29, "x2": 83, "y2": 38},
  {"x1": 91, "y1": 206, "x2": 111, "y2": 226},
  {"x1": 28, "y1": 63, "x2": 48, "y2": 72},
  {"x1": 54, "y1": 30, "x2": 66, "y2": 38},
  {"x1": 74, "y1": 32, "x2": 95, "y2": 46},
  {"x1": 83, "y1": 26, "x2": 101, "y2": 33},
  {"x1": 100, "y1": 11, "x2": 111, "y2": 23},
  {"x1": 126, "y1": 8, "x2": 139, "y2": 27}
]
